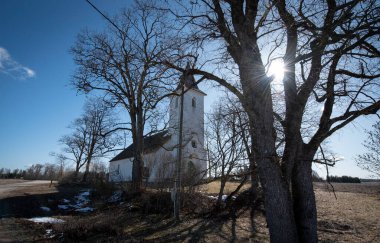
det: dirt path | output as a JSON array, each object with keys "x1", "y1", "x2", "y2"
[{"x1": 0, "y1": 180, "x2": 57, "y2": 199}]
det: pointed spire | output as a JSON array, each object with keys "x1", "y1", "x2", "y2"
[{"x1": 178, "y1": 62, "x2": 198, "y2": 90}]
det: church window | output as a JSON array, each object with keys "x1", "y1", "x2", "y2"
[
  {"x1": 192, "y1": 140, "x2": 197, "y2": 148},
  {"x1": 192, "y1": 97, "x2": 196, "y2": 108},
  {"x1": 117, "y1": 164, "x2": 120, "y2": 174},
  {"x1": 175, "y1": 97, "x2": 178, "y2": 108}
]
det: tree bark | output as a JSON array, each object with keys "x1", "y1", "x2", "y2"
[
  {"x1": 235, "y1": 50, "x2": 299, "y2": 241},
  {"x1": 253, "y1": 136, "x2": 298, "y2": 242},
  {"x1": 292, "y1": 150, "x2": 318, "y2": 243},
  {"x1": 130, "y1": 108, "x2": 144, "y2": 193}
]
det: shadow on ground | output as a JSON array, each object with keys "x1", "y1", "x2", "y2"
[{"x1": 0, "y1": 184, "x2": 85, "y2": 218}]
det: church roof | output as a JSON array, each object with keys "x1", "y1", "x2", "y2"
[
  {"x1": 110, "y1": 130, "x2": 171, "y2": 162},
  {"x1": 176, "y1": 63, "x2": 206, "y2": 95}
]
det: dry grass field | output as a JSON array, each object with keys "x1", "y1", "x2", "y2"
[
  {"x1": 314, "y1": 182, "x2": 380, "y2": 242},
  {"x1": 0, "y1": 179, "x2": 379, "y2": 242}
]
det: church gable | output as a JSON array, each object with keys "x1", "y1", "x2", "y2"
[{"x1": 110, "y1": 130, "x2": 171, "y2": 162}]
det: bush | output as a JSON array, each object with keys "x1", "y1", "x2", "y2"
[
  {"x1": 327, "y1": 175, "x2": 361, "y2": 183},
  {"x1": 53, "y1": 213, "x2": 121, "y2": 241},
  {"x1": 133, "y1": 192, "x2": 173, "y2": 214},
  {"x1": 58, "y1": 171, "x2": 81, "y2": 185}
]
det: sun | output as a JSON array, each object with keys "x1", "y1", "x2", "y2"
[{"x1": 268, "y1": 59, "x2": 285, "y2": 84}]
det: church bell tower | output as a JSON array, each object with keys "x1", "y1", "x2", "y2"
[{"x1": 168, "y1": 64, "x2": 207, "y2": 177}]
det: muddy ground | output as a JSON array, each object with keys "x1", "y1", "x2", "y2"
[{"x1": 0, "y1": 179, "x2": 379, "y2": 242}]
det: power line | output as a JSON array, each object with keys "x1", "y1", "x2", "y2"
[{"x1": 85, "y1": 0, "x2": 124, "y2": 34}]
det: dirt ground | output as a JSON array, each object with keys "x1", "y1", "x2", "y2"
[
  {"x1": 0, "y1": 180, "x2": 57, "y2": 199},
  {"x1": 0, "y1": 180, "x2": 379, "y2": 242},
  {"x1": 314, "y1": 182, "x2": 380, "y2": 242}
]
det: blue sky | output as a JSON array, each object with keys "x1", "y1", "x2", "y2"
[
  {"x1": 0, "y1": 0, "x2": 130, "y2": 170},
  {"x1": 0, "y1": 0, "x2": 377, "y2": 178}
]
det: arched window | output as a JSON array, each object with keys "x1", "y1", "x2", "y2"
[
  {"x1": 191, "y1": 140, "x2": 197, "y2": 148},
  {"x1": 192, "y1": 97, "x2": 196, "y2": 108}
]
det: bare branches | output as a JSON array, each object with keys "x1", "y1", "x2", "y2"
[{"x1": 355, "y1": 122, "x2": 380, "y2": 177}]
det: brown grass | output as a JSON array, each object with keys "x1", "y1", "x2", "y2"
[
  {"x1": 198, "y1": 180, "x2": 251, "y2": 194},
  {"x1": 315, "y1": 182, "x2": 380, "y2": 243},
  {"x1": 1, "y1": 180, "x2": 379, "y2": 242}
]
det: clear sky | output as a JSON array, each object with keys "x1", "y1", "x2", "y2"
[
  {"x1": 0, "y1": 0, "x2": 377, "y2": 178},
  {"x1": 0, "y1": 0, "x2": 130, "y2": 170}
]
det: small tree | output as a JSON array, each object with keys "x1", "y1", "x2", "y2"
[
  {"x1": 206, "y1": 100, "x2": 248, "y2": 209},
  {"x1": 59, "y1": 98, "x2": 120, "y2": 182},
  {"x1": 356, "y1": 121, "x2": 380, "y2": 178}
]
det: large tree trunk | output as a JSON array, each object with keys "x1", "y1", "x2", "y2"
[
  {"x1": 292, "y1": 150, "x2": 318, "y2": 243},
  {"x1": 131, "y1": 111, "x2": 144, "y2": 193},
  {"x1": 253, "y1": 138, "x2": 298, "y2": 242},
  {"x1": 236, "y1": 52, "x2": 299, "y2": 241},
  {"x1": 82, "y1": 153, "x2": 93, "y2": 182}
]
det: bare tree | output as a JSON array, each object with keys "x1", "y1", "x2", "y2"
[
  {"x1": 59, "y1": 98, "x2": 120, "y2": 181},
  {"x1": 206, "y1": 100, "x2": 248, "y2": 209},
  {"x1": 24, "y1": 164, "x2": 44, "y2": 180},
  {"x1": 162, "y1": 1, "x2": 380, "y2": 241},
  {"x1": 144, "y1": 151, "x2": 175, "y2": 188},
  {"x1": 356, "y1": 121, "x2": 380, "y2": 177},
  {"x1": 72, "y1": 1, "x2": 179, "y2": 191}
]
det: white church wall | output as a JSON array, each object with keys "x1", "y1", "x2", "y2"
[
  {"x1": 144, "y1": 147, "x2": 176, "y2": 182},
  {"x1": 109, "y1": 158, "x2": 133, "y2": 182},
  {"x1": 109, "y1": 147, "x2": 176, "y2": 183}
]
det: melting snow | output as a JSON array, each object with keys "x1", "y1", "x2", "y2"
[
  {"x1": 27, "y1": 217, "x2": 65, "y2": 224},
  {"x1": 40, "y1": 206, "x2": 51, "y2": 212},
  {"x1": 57, "y1": 190, "x2": 94, "y2": 213},
  {"x1": 75, "y1": 207, "x2": 94, "y2": 212},
  {"x1": 207, "y1": 195, "x2": 236, "y2": 202},
  {"x1": 45, "y1": 229, "x2": 55, "y2": 239},
  {"x1": 58, "y1": 205, "x2": 69, "y2": 210},
  {"x1": 107, "y1": 190, "x2": 122, "y2": 203}
]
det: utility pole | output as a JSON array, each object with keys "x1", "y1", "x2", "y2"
[{"x1": 174, "y1": 79, "x2": 185, "y2": 221}]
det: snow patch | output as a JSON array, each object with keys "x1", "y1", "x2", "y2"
[
  {"x1": 40, "y1": 206, "x2": 51, "y2": 212},
  {"x1": 58, "y1": 205, "x2": 69, "y2": 210},
  {"x1": 75, "y1": 207, "x2": 94, "y2": 213},
  {"x1": 57, "y1": 190, "x2": 94, "y2": 213},
  {"x1": 27, "y1": 217, "x2": 65, "y2": 224},
  {"x1": 45, "y1": 229, "x2": 55, "y2": 239},
  {"x1": 207, "y1": 195, "x2": 236, "y2": 202},
  {"x1": 107, "y1": 190, "x2": 122, "y2": 203}
]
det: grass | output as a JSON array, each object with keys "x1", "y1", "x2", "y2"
[
  {"x1": 1, "y1": 180, "x2": 379, "y2": 242},
  {"x1": 198, "y1": 180, "x2": 251, "y2": 194}
]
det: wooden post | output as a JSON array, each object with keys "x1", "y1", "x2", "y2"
[{"x1": 174, "y1": 80, "x2": 185, "y2": 221}]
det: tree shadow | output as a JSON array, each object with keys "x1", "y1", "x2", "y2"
[{"x1": 0, "y1": 183, "x2": 85, "y2": 218}]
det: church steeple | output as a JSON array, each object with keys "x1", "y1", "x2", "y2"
[
  {"x1": 168, "y1": 63, "x2": 207, "y2": 180},
  {"x1": 169, "y1": 63, "x2": 206, "y2": 143},
  {"x1": 176, "y1": 63, "x2": 205, "y2": 94}
]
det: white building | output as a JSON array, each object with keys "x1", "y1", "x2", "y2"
[{"x1": 109, "y1": 66, "x2": 207, "y2": 183}]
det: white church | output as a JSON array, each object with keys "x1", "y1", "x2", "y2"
[{"x1": 109, "y1": 66, "x2": 207, "y2": 183}]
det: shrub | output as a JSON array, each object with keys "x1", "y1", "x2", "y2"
[{"x1": 327, "y1": 175, "x2": 361, "y2": 183}]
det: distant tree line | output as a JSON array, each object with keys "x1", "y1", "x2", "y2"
[
  {"x1": 0, "y1": 164, "x2": 61, "y2": 180},
  {"x1": 0, "y1": 168, "x2": 25, "y2": 179},
  {"x1": 0, "y1": 161, "x2": 108, "y2": 183},
  {"x1": 327, "y1": 175, "x2": 361, "y2": 183}
]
